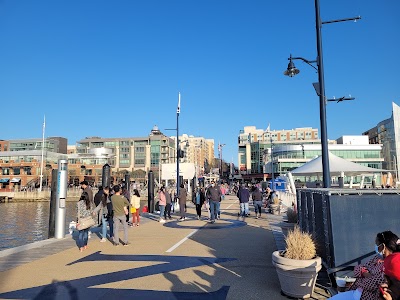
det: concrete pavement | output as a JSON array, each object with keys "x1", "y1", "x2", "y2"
[{"x1": 0, "y1": 195, "x2": 330, "y2": 299}]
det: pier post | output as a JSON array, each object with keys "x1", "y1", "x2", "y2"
[
  {"x1": 55, "y1": 159, "x2": 68, "y2": 239},
  {"x1": 102, "y1": 164, "x2": 111, "y2": 188},
  {"x1": 148, "y1": 171, "x2": 154, "y2": 213},
  {"x1": 48, "y1": 168, "x2": 58, "y2": 238}
]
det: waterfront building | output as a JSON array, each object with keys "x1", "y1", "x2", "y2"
[
  {"x1": 238, "y1": 126, "x2": 320, "y2": 178},
  {"x1": 0, "y1": 150, "x2": 67, "y2": 189},
  {"x1": 0, "y1": 137, "x2": 67, "y2": 154},
  {"x1": 363, "y1": 102, "x2": 400, "y2": 183},
  {"x1": 0, "y1": 137, "x2": 69, "y2": 189},
  {"x1": 271, "y1": 136, "x2": 383, "y2": 186},
  {"x1": 76, "y1": 126, "x2": 176, "y2": 185}
]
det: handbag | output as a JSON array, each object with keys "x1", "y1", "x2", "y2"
[
  {"x1": 77, "y1": 216, "x2": 95, "y2": 230},
  {"x1": 131, "y1": 207, "x2": 136, "y2": 213}
]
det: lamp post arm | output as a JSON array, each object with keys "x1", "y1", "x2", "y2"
[
  {"x1": 290, "y1": 56, "x2": 318, "y2": 71},
  {"x1": 322, "y1": 16, "x2": 361, "y2": 25}
]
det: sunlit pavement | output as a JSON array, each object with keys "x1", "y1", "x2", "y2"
[{"x1": 0, "y1": 195, "x2": 328, "y2": 300}]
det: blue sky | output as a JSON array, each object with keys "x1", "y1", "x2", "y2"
[{"x1": 1, "y1": 0, "x2": 399, "y2": 165}]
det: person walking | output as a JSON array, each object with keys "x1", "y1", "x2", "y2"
[
  {"x1": 80, "y1": 180, "x2": 93, "y2": 203},
  {"x1": 194, "y1": 187, "x2": 205, "y2": 220},
  {"x1": 92, "y1": 186, "x2": 110, "y2": 242},
  {"x1": 122, "y1": 185, "x2": 131, "y2": 225},
  {"x1": 178, "y1": 183, "x2": 187, "y2": 221},
  {"x1": 252, "y1": 185, "x2": 263, "y2": 219},
  {"x1": 158, "y1": 186, "x2": 167, "y2": 223},
  {"x1": 130, "y1": 189, "x2": 141, "y2": 226},
  {"x1": 76, "y1": 186, "x2": 94, "y2": 252},
  {"x1": 111, "y1": 185, "x2": 130, "y2": 246},
  {"x1": 164, "y1": 188, "x2": 172, "y2": 220},
  {"x1": 206, "y1": 181, "x2": 222, "y2": 223},
  {"x1": 237, "y1": 184, "x2": 250, "y2": 219}
]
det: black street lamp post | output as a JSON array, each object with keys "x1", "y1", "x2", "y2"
[{"x1": 284, "y1": 0, "x2": 360, "y2": 188}]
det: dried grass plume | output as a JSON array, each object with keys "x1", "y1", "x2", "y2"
[{"x1": 284, "y1": 226, "x2": 316, "y2": 260}]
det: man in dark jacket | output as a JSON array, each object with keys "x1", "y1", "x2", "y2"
[
  {"x1": 251, "y1": 186, "x2": 263, "y2": 219},
  {"x1": 237, "y1": 184, "x2": 250, "y2": 218},
  {"x1": 206, "y1": 181, "x2": 222, "y2": 223},
  {"x1": 94, "y1": 186, "x2": 104, "y2": 225}
]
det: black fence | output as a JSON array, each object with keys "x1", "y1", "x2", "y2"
[{"x1": 297, "y1": 188, "x2": 400, "y2": 269}]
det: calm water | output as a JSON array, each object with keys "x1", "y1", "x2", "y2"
[{"x1": 0, "y1": 202, "x2": 78, "y2": 251}]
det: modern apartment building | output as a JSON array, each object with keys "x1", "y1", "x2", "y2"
[
  {"x1": 363, "y1": 102, "x2": 400, "y2": 181},
  {"x1": 76, "y1": 126, "x2": 176, "y2": 183},
  {"x1": 238, "y1": 126, "x2": 320, "y2": 175},
  {"x1": 272, "y1": 136, "x2": 383, "y2": 186},
  {"x1": 176, "y1": 134, "x2": 215, "y2": 175},
  {"x1": 0, "y1": 137, "x2": 67, "y2": 154}
]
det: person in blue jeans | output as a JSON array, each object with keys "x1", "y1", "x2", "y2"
[
  {"x1": 77, "y1": 183, "x2": 94, "y2": 252},
  {"x1": 206, "y1": 181, "x2": 222, "y2": 223},
  {"x1": 237, "y1": 184, "x2": 250, "y2": 219},
  {"x1": 93, "y1": 186, "x2": 111, "y2": 242}
]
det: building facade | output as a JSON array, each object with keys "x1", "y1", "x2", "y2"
[
  {"x1": 76, "y1": 126, "x2": 176, "y2": 184},
  {"x1": 238, "y1": 126, "x2": 320, "y2": 176},
  {"x1": 271, "y1": 137, "x2": 384, "y2": 186},
  {"x1": 363, "y1": 102, "x2": 400, "y2": 182}
]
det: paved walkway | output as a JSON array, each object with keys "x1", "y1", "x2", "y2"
[{"x1": 0, "y1": 195, "x2": 330, "y2": 300}]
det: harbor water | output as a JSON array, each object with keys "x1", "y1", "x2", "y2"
[{"x1": 0, "y1": 201, "x2": 78, "y2": 251}]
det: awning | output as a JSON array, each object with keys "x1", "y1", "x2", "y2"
[
  {"x1": 10, "y1": 178, "x2": 21, "y2": 183},
  {"x1": 0, "y1": 178, "x2": 10, "y2": 183}
]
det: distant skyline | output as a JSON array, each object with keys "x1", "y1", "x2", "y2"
[{"x1": 1, "y1": 0, "x2": 399, "y2": 165}]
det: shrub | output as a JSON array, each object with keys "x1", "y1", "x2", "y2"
[
  {"x1": 286, "y1": 207, "x2": 298, "y2": 223},
  {"x1": 284, "y1": 226, "x2": 316, "y2": 260}
]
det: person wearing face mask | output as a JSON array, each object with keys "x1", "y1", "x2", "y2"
[{"x1": 330, "y1": 231, "x2": 400, "y2": 300}]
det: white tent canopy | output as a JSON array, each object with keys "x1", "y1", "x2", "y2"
[{"x1": 290, "y1": 152, "x2": 386, "y2": 176}]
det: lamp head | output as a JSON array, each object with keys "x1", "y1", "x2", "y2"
[{"x1": 284, "y1": 56, "x2": 300, "y2": 77}]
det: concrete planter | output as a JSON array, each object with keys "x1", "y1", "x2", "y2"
[{"x1": 272, "y1": 251, "x2": 322, "y2": 299}]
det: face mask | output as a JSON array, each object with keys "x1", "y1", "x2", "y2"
[
  {"x1": 211, "y1": 184, "x2": 215, "y2": 187},
  {"x1": 375, "y1": 244, "x2": 384, "y2": 257}
]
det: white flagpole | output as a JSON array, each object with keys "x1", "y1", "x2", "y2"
[{"x1": 39, "y1": 116, "x2": 45, "y2": 192}]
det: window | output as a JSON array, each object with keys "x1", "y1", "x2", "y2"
[
  {"x1": 24, "y1": 167, "x2": 32, "y2": 175},
  {"x1": 3, "y1": 168, "x2": 10, "y2": 175},
  {"x1": 13, "y1": 168, "x2": 20, "y2": 175}
]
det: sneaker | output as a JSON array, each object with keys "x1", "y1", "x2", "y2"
[
  {"x1": 197, "y1": 216, "x2": 200, "y2": 220},
  {"x1": 123, "y1": 242, "x2": 130, "y2": 246},
  {"x1": 159, "y1": 219, "x2": 166, "y2": 223},
  {"x1": 256, "y1": 216, "x2": 259, "y2": 219},
  {"x1": 113, "y1": 243, "x2": 119, "y2": 246},
  {"x1": 217, "y1": 215, "x2": 220, "y2": 220},
  {"x1": 184, "y1": 217, "x2": 187, "y2": 220},
  {"x1": 179, "y1": 217, "x2": 184, "y2": 221},
  {"x1": 100, "y1": 238, "x2": 107, "y2": 242}
]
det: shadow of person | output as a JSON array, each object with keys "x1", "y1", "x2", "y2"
[
  {"x1": 33, "y1": 280, "x2": 78, "y2": 300},
  {"x1": 163, "y1": 270, "x2": 229, "y2": 300}
]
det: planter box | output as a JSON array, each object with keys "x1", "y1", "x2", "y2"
[{"x1": 272, "y1": 251, "x2": 322, "y2": 299}]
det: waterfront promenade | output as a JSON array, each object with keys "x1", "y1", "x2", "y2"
[{"x1": 0, "y1": 196, "x2": 329, "y2": 300}]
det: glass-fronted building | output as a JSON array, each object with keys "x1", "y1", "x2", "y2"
[{"x1": 363, "y1": 102, "x2": 400, "y2": 182}]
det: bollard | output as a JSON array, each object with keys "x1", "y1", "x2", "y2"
[
  {"x1": 55, "y1": 159, "x2": 68, "y2": 239},
  {"x1": 125, "y1": 173, "x2": 130, "y2": 192},
  {"x1": 148, "y1": 171, "x2": 154, "y2": 213},
  {"x1": 48, "y1": 168, "x2": 58, "y2": 238},
  {"x1": 102, "y1": 164, "x2": 111, "y2": 188}
]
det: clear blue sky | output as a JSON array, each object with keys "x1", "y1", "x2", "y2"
[{"x1": 1, "y1": 0, "x2": 399, "y2": 165}]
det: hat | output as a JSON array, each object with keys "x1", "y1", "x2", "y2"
[
  {"x1": 80, "y1": 180, "x2": 88, "y2": 185},
  {"x1": 384, "y1": 253, "x2": 400, "y2": 281}
]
